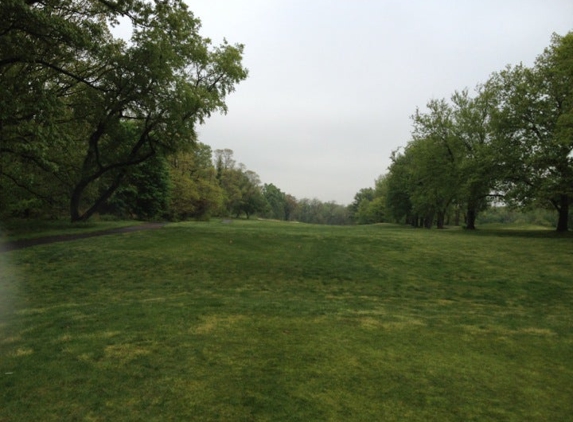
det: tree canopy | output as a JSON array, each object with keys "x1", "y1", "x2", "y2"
[
  {"x1": 0, "y1": 0, "x2": 247, "y2": 221},
  {"x1": 377, "y1": 31, "x2": 573, "y2": 231},
  {"x1": 487, "y1": 33, "x2": 573, "y2": 231}
]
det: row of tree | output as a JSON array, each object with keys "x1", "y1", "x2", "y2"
[
  {"x1": 352, "y1": 32, "x2": 573, "y2": 232},
  {"x1": 153, "y1": 147, "x2": 352, "y2": 224},
  {"x1": 108, "y1": 145, "x2": 353, "y2": 224}
]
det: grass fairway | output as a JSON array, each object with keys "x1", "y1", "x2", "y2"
[{"x1": 1, "y1": 221, "x2": 572, "y2": 421}]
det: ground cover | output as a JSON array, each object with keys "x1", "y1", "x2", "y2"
[
  {"x1": 1, "y1": 221, "x2": 572, "y2": 421},
  {"x1": 0, "y1": 219, "x2": 143, "y2": 242}
]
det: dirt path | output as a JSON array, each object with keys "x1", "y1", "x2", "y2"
[{"x1": 0, "y1": 222, "x2": 166, "y2": 253}]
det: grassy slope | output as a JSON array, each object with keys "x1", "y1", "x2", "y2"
[{"x1": 1, "y1": 221, "x2": 572, "y2": 421}]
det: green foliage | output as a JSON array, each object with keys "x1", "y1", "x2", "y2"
[
  {"x1": 356, "y1": 196, "x2": 386, "y2": 224},
  {"x1": 349, "y1": 187, "x2": 374, "y2": 220},
  {"x1": 294, "y1": 198, "x2": 351, "y2": 225},
  {"x1": 0, "y1": 0, "x2": 247, "y2": 222},
  {"x1": 234, "y1": 170, "x2": 267, "y2": 219},
  {"x1": 213, "y1": 150, "x2": 267, "y2": 219},
  {"x1": 167, "y1": 145, "x2": 223, "y2": 221},
  {"x1": 487, "y1": 32, "x2": 573, "y2": 231},
  {"x1": 1, "y1": 222, "x2": 572, "y2": 420},
  {"x1": 262, "y1": 183, "x2": 287, "y2": 220},
  {"x1": 105, "y1": 154, "x2": 172, "y2": 220},
  {"x1": 385, "y1": 150, "x2": 415, "y2": 224},
  {"x1": 403, "y1": 91, "x2": 496, "y2": 229},
  {"x1": 477, "y1": 206, "x2": 562, "y2": 228},
  {"x1": 378, "y1": 32, "x2": 572, "y2": 231},
  {"x1": 284, "y1": 194, "x2": 298, "y2": 221},
  {"x1": 351, "y1": 176, "x2": 388, "y2": 224}
]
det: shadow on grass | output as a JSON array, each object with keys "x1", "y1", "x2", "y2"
[{"x1": 0, "y1": 223, "x2": 166, "y2": 253}]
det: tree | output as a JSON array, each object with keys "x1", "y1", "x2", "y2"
[
  {"x1": 1, "y1": 0, "x2": 116, "y2": 218},
  {"x1": 409, "y1": 99, "x2": 463, "y2": 228},
  {"x1": 235, "y1": 169, "x2": 267, "y2": 219},
  {"x1": 214, "y1": 148, "x2": 237, "y2": 182},
  {"x1": 387, "y1": 90, "x2": 498, "y2": 230},
  {"x1": 0, "y1": 0, "x2": 248, "y2": 222},
  {"x1": 450, "y1": 88, "x2": 498, "y2": 229},
  {"x1": 349, "y1": 188, "x2": 374, "y2": 222},
  {"x1": 167, "y1": 143, "x2": 223, "y2": 220},
  {"x1": 104, "y1": 153, "x2": 171, "y2": 219},
  {"x1": 488, "y1": 32, "x2": 573, "y2": 231},
  {"x1": 262, "y1": 183, "x2": 287, "y2": 220},
  {"x1": 351, "y1": 175, "x2": 388, "y2": 224},
  {"x1": 293, "y1": 198, "x2": 350, "y2": 225},
  {"x1": 284, "y1": 194, "x2": 298, "y2": 221},
  {"x1": 213, "y1": 150, "x2": 266, "y2": 218},
  {"x1": 386, "y1": 149, "x2": 415, "y2": 225}
]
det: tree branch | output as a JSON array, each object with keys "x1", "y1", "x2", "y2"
[{"x1": 0, "y1": 171, "x2": 55, "y2": 205}]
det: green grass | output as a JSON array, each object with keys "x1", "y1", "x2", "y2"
[
  {"x1": 1, "y1": 221, "x2": 572, "y2": 421},
  {"x1": 477, "y1": 222, "x2": 555, "y2": 231},
  {"x1": 0, "y1": 219, "x2": 143, "y2": 242}
]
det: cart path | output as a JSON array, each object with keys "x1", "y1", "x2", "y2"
[{"x1": 0, "y1": 222, "x2": 166, "y2": 253}]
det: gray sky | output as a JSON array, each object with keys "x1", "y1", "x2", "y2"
[{"x1": 188, "y1": 0, "x2": 572, "y2": 205}]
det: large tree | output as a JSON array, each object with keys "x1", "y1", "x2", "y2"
[
  {"x1": 488, "y1": 32, "x2": 573, "y2": 231},
  {"x1": 449, "y1": 87, "x2": 498, "y2": 229},
  {"x1": 385, "y1": 89, "x2": 497, "y2": 230},
  {"x1": 0, "y1": 0, "x2": 247, "y2": 221}
]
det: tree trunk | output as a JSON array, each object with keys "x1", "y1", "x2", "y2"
[
  {"x1": 408, "y1": 214, "x2": 417, "y2": 227},
  {"x1": 466, "y1": 206, "x2": 477, "y2": 230},
  {"x1": 70, "y1": 170, "x2": 128, "y2": 222},
  {"x1": 436, "y1": 210, "x2": 445, "y2": 229},
  {"x1": 454, "y1": 207, "x2": 461, "y2": 226},
  {"x1": 70, "y1": 180, "x2": 89, "y2": 222},
  {"x1": 424, "y1": 211, "x2": 434, "y2": 229},
  {"x1": 556, "y1": 194, "x2": 569, "y2": 232}
]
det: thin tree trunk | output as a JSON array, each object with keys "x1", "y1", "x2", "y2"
[
  {"x1": 436, "y1": 210, "x2": 445, "y2": 229},
  {"x1": 410, "y1": 214, "x2": 418, "y2": 227},
  {"x1": 556, "y1": 194, "x2": 569, "y2": 232},
  {"x1": 454, "y1": 207, "x2": 461, "y2": 226},
  {"x1": 466, "y1": 206, "x2": 477, "y2": 230},
  {"x1": 70, "y1": 180, "x2": 90, "y2": 222},
  {"x1": 424, "y1": 211, "x2": 434, "y2": 229}
]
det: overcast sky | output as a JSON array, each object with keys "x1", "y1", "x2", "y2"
[{"x1": 187, "y1": 0, "x2": 572, "y2": 205}]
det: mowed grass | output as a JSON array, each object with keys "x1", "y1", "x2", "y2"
[
  {"x1": 0, "y1": 219, "x2": 142, "y2": 242},
  {"x1": 0, "y1": 221, "x2": 572, "y2": 421}
]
